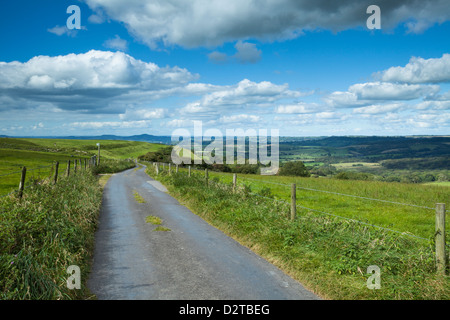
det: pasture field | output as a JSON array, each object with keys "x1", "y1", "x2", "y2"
[
  {"x1": 170, "y1": 166, "x2": 450, "y2": 241},
  {"x1": 0, "y1": 138, "x2": 163, "y2": 196},
  {"x1": 146, "y1": 165, "x2": 450, "y2": 300}
]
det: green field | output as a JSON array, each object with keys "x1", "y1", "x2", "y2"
[
  {"x1": 146, "y1": 165, "x2": 450, "y2": 299},
  {"x1": 0, "y1": 138, "x2": 164, "y2": 196},
  {"x1": 171, "y1": 166, "x2": 450, "y2": 241}
]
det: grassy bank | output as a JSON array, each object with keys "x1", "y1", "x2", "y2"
[
  {"x1": 0, "y1": 156, "x2": 136, "y2": 299},
  {"x1": 146, "y1": 166, "x2": 449, "y2": 300},
  {"x1": 0, "y1": 171, "x2": 102, "y2": 299},
  {"x1": 0, "y1": 137, "x2": 150, "y2": 195}
]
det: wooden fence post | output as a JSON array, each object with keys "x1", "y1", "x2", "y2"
[
  {"x1": 169, "y1": 163, "x2": 171, "y2": 175},
  {"x1": 74, "y1": 159, "x2": 77, "y2": 173},
  {"x1": 18, "y1": 166, "x2": 26, "y2": 199},
  {"x1": 205, "y1": 168, "x2": 209, "y2": 185},
  {"x1": 435, "y1": 203, "x2": 446, "y2": 275},
  {"x1": 67, "y1": 160, "x2": 71, "y2": 176},
  {"x1": 54, "y1": 161, "x2": 59, "y2": 184},
  {"x1": 176, "y1": 164, "x2": 179, "y2": 173},
  {"x1": 291, "y1": 183, "x2": 296, "y2": 221},
  {"x1": 233, "y1": 173, "x2": 237, "y2": 193},
  {"x1": 188, "y1": 166, "x2": 191, "y2": 177},
  {"x1": 156, "y1": 163, "x2": 159, "y2": 175}
]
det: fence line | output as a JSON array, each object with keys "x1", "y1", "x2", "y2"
[
  {"x1": 247, "y1": 190, "x2": 430, "y2": 242},
  {"x1": 0, "y1": 156, "x2": 98, "y2": 199},
  {"x1": 149, "y1": 162, "x2": 448, "y2": 273},
  {"x1": 176, "y1": 166, "x2": 440, "y2": 211},
  {"x1": 242, "y1": 177, "x2": 437, "y2": 211},
  {"x1": 0, "y1": 170, "x2": 25, "y2": 178}
]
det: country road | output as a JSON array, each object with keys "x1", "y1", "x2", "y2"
[{"x1": 87, "y1": 165, "x2": 319, "y2": 300}]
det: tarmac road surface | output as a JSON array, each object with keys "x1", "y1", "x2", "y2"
[{"x1": 87, "y1": 165, "x2": 319, "y2": 300}]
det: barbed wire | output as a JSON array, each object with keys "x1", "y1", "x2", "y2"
[
  {"x1": 0, "y1": 164, "x2": 54, "y2": 178},
  {"x1": 0, "y1": 190, "x2": 17, "y2": 199},
  {"x1": 26, "y1": 165, "x2": 53, "y2": 172},
  {"x1": 246, "y1": 189, "x2": 431, "y2": 242},
  {"x1": 242, "y1": 177, "x2": 438, "y2": 211},
  {"x1": 0, "y1": 170, "x2": 24, "y2": 178}
]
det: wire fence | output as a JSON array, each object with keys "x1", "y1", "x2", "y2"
[
  {"x1": 246, "y1": 190, "x2": 431, "y2": 242},
  {"x1": 0, "y1": 157, "x2": 98, "y2": 199},
  {"x1": 0, "y1": 164, "x2": 54, "y2": 198},
  {"x1": 243, "y1": 177, "x2": 440, "y2": 211},
  {"x1": 148, "y1": 163, "x2": 449, "y2": 249}
]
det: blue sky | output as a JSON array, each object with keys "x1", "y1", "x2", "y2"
[{"x1": 0, "y1": 0, "x2": 449, "y2": 137}]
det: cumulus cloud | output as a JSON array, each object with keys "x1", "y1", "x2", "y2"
[
  {"x1": 208, "y1": 51, "x2": 229, "y2": 64},
  {"x1": 84, "y1": 0, "x2": 450, "y2": 48},
  {"x1": 70, "y1": 120, "x2": 152, "y2": 129},
  {"x1": 378, "y1": 53, "x2": 450, "y2": 84},
  {"x1": 103, "y1": 35, "x2": 128, "y2": 51},
  {"x1": 353, "y1": 103, "x2": 405, "y2": 114},
  {"x1": 275, "y1": 102, "x2": 318, "y2": 114},
  {"x1": 166, "y1": 119, "x2": 196, "y2": 128},
  {"x1": 324, "y1": 82, "x2": 440, "y2": 108},
  {"x1": 47, "y1": 25, "x2": 78, "y2": 37},
  {"x1": 0, "y1": 50, "x2": 196, "y2": 112},
  {"x1": 179, "y1": 79, "x2": 303, "y2": 115},
  {"x1": 219, "y1": 114, "x2": 261, "y2": 123},
  {"x1": 233, "y1": 41, "x2": 261, "y2": 64},
  {"x1": 119, "y1": 108, "x2": 168, "y2": 120},
  {"x1": 348, "y1": 82, "x2": 439, "y2": 100},
  {"x1": 208, "y1": 41, "x2": 262, "y2": 64}
]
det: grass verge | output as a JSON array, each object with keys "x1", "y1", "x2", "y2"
[{"x1": 0, "y1": 171, "x2": 102, "y2": 299}]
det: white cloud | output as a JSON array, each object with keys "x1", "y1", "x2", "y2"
[
  {"x1": 165, "y1": 119, "x2": 195, "y2": 128},
  {"x1": 208, "y1": 41, "x2": 261, "y2": 64},
  {"x1": 84, "y1": 0, "x2": 450, "y2": 48},
  {"x1": 233, "y1": 41, "x2": 261, "y2": 64},
  {"x1": 415, "y1": 100, "x2": 450, "y2": 110},
  {"x1": 275, "y1": 103, "x2": 318, "y2": 114},
  {"x1": 348, "y1": 82, "x2": 439, "y2": 101},
  {"x1": 47, "y1": 25, "x2": 78, "y2": 37},
  {"x1": 379, "y1": 53, "x2": 450, "y2": 84},
  {"x1": 323, "y1": 91, "x2": 365, "y2": 108},
  {"x1": 103, "y1": 35, "x2": 128, "y2": 51},
  {"x1": 0, "y1": 50, "x2": 196, "y2": 112},
  {"x1": 119, "y1": 108, "x2": 168, "y2": 120},
  {"x1": 208, "y1": 51, "x2": 229, "y2": 64},
  {"x1": 179, "y1": 79, "x2": 303, "y2": 115},
  {"x1": 219, "y1": 114, "x2": 261, "y2": 123},
  {"x1": 353, "y1": 103, "x2": 405, "y2": 114},
  {"x1": 70, "y1": 120, "x2": 152, "y2": 129},
  {"x1": 324, "y1": 82, "x2": 440, "y2": 108}
]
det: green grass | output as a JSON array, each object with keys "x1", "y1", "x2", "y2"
[
  {"x1": 133, "y1": 191, "x2": 146, "y2": 203},
  {"x1": 0, "y1": 171, "x2": 103, "y2": 299},
  {"x1": 0, "y1": 138, "x2": 165, "y2": 196},
  {"x1": 0, "y1": 137, "x2": 162, "y2": 160},
  {"x1": 0, "y1": 137, "x2": 165, "y2": 299},
  {"x1": 154, "y1": 226, "x2": 171, "y2": 232},
  {"x1": 173, "y1": 167, "x2": 449, "y2": 241},
  {"x1": 145, "y1": 215, "x2": 162, "y2": 225},
  {"x1": 423, "y1": 181, "x2": 450, "y2": 187},
  {"x1": 147, "y1": 167, "x2": 449, "y2": 300}
]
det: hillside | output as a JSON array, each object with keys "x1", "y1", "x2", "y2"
[{"x1": 0, "y1": 137, "x2": 166, "y2": 196}]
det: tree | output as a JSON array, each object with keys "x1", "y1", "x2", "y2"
[{"x1": 278, "y1": 161, "x2": 310, "y2": 177}]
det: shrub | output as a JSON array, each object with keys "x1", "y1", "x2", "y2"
[
  {"x1": 278, "y1": 161, "x2": 310, "y2": 177},
  {"x1": 90, "y1": 159, "x2": 135, "y2": 174}
]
